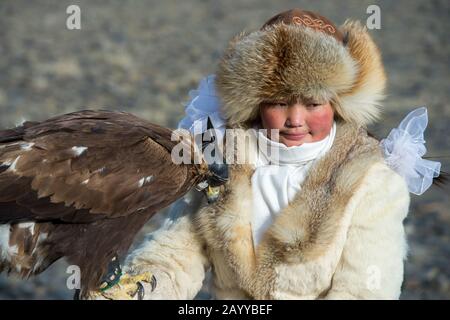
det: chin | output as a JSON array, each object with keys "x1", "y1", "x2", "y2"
[
  {"x1": 280, "y1": 137, "x2": 307, "y2": 147},
  {"x1": 284, "y1": 141, "x2": 304, "y2": 147}
]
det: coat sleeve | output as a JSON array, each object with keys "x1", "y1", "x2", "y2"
[
  {"x1": 324, "y1": 162, "x2": 411, "y2": 299},
  {"x1": 123, "y1": 191, "x2": 210, "y2": 299}
]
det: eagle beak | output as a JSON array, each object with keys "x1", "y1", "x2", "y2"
[
  {"x1": 206, "y1": 185, "x2": 221, "y2": 203},
  {"x1": 201, "y1": 116, "x2": 216, "y2": 152}
]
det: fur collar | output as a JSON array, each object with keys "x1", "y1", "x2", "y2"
[{"x1": 196, "y1": 121, "x2": 383, "y2": 298}]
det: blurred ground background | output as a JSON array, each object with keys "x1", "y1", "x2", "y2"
[{"x1": 0, "y1": 0, "x2": 449, "y2": 299}]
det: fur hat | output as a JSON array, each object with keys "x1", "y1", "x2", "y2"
[{"x1": 215, "y1": 8, "x2": 386, "y2": 128}]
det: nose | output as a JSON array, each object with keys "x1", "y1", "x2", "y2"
[{"x1": 285, "y1": 103, "x2": 306, "y2": 128}]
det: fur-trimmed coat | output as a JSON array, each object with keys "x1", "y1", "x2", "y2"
[{"x1": 124, "y1": 122, "x2": 410, "y2": 299}]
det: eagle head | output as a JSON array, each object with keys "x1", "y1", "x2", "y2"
[{"x1": 196, "y1": 117, "x2": 229, "y2": 203}]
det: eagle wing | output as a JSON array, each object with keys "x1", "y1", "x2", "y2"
[
  {"x1": 0, "y1": 110, "x2": 203, "y2": 291},
  {"x1": 0, "y1": 110, "x2": 200, "y2": 222}
]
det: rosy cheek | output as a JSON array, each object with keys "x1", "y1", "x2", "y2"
[
  {"x1": 261, "y1": 109, "x2": 285, "y2": 130},
  {"x1": 307, "y1": 108, "x2": 334, "y2": 139}
]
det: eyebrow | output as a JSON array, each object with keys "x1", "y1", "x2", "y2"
[
  {"x1": 301, "y1": 97, "x2": 323, "y2": 104},
  {"x1": 261, "y1": 96, "x2": 324, "y2": 106}
]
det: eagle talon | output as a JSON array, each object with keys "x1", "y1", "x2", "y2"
[
  {"x1": 132, "y1": 282, "x2": 145, "y2": 300},
  {"x1": 150, "y1": 274, "x2": 157, "y2": 292}
]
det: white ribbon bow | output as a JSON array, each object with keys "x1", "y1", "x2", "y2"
[{"x1": 381, "y1": 107, "x2": 441, "y2": 195}]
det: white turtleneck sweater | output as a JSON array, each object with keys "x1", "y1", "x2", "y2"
[{"x1": 251, "y1": 122, "x2": 337, "y2": 246}]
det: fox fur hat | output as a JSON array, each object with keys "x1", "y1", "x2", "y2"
[{"x1": 215, "y1": 8, "x2": 386, "y2": 128}]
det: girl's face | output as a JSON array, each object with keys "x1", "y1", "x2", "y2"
[{"x1": 260, "y1": 99, "x2": 334, "y2": 147}]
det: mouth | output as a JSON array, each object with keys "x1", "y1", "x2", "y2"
[{"x1": 280, "y1": 131, "x2": 309, "y2": 141}]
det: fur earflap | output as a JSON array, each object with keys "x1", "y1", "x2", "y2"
[
  {"x1": 336, "y1": 20, "x2": 387, "y2": 125},
  {"x1": 215, "y1": 20, "x2": 386, "y2": 128}
]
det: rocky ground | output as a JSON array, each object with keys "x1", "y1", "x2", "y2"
[{"x1": 0, "y1": 0, "x2": 449, "y2": 299}]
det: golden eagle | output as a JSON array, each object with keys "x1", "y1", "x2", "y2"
[{"x1": 0, "y1": 110, "x2": 227, "y2": 298}]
